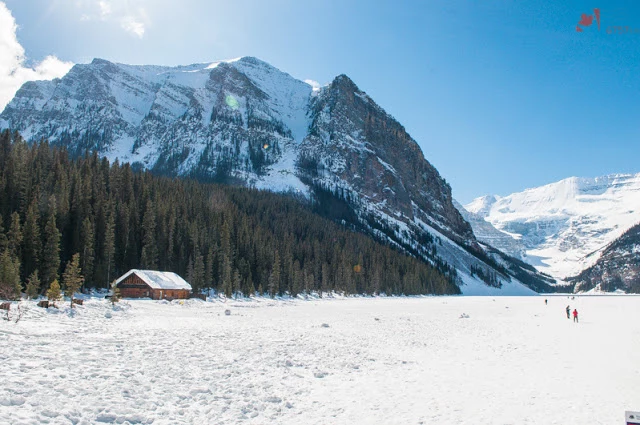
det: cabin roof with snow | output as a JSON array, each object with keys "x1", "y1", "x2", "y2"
[{"x1": 116, "y1": 269, "x2": 192, "y2": 291}]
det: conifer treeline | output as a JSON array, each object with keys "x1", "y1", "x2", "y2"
[{"x1": 0, "y1": 130, "x2": 459, "y2": 298}]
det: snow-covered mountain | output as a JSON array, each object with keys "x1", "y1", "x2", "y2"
[
  {"x1": 0, "y1": 56, "x2": 551, "y2": 294},
  {"x1": 567, "y1": 222, "x2": 640, "y2": 293},
  {"x1": 0, "y1": 57, "x2": 313, "y2": 192},
  {"x1": 454, "y1": 200, "x2": 526, "y2": 260},
  {"x1": 465, "y1": 174, "x2": 640, "y2": 279}
]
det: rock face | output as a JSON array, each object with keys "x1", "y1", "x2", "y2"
[
  {"x1": 568, "y1": 223, "x2": 640, "y2": 293},
  {"x1": 0, "y1": 56, "x2": 550, "y2": 293},
  {"x1": 300, "y1": 74, "x2": 473, "y2": 244},
  {"x1": 466, "y1": 174, "x2": 640, "y2": 280}
]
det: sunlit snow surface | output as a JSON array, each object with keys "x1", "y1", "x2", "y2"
[{"x1": 1, "y1": 296, "x2": 638, "y2": 424}]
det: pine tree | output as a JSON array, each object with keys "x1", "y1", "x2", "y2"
[
  {"x1": 342, "y1": 259, "x2": 356, "y2": 294},
  {"x1": 268, "y1": 250, "x2": 281, "y2": 298},
  {"x1": 22, "y1": 201, "x2": 41, "y2": 280},
  {"x1": 302, "y1": 268, "x2": 311, "y2": 295},
  {"x1": 46, "y1": 279, "x2": 62, "y2": 307},
  {"x1": 164, "y1": 210, "x2": 176, "y2": 270},
  {"x1": 232, "y1": 267, "x2": 241, "y2": 298},
  {"x1": 219, "y1": 219, "x2": 233, "y2": 297},
  {"x1": 193, "y1": 250, "x2": 205, "y2": 293},
  {"x1": 220, "y1": 220, "x2": 232, "y2": 254},
  {"x1": 62, "y1": 253, "x2": 84, "y2": 308},
  {"x1": 103, "y1": 204, "x2": 116, "y2": 288},
  {"x1": 41, "y1": 196, "x2": 61, "y2": 286},
  {"x1": 7, "y1": 212, "x2": 22, "y2": 260},
  {"x1": 0, "y1": 249, "x2": 21, "y2": 300},
  {"x1": 244, "y1": 270, "x2": 254, "y2": 296},
  {"x1": 80, "y1": 217, "x2": 95, "y2": 288},
  {"x1": 220, "y1": 254, "x2": 232, "y2": 297},
  {"x1": 321, "y1": 262, "x2": 330, "y2": 296},
  {"x1": 371, "y1": 268, "x2": 381, "y2": 295},
  {"x1": 282, "y1": 251, "x2": 293, "y2": 295},
  {"x1": 204, "y1": 246, "x2": 214, "y2": 290},
  {"x1": 291, "y1": 260, "x2": 302, "y2": 297},
  {"x1": 140, "y1": 200, "x2": 158, "y2": 269},
  {"x1": 25, "y1": 270, "x2": 40, "y2": 299},
  {"x1": 116, "y1": 202, "x2": 130, "y2": 269},
  {"x1": 8, "y1": 138, "x2": 28, "y2": 216},
  {"x1": 186, "y1": 255, "x2": 195, "y2": 288},
  {"x1": 0, "y1": 217, "x2": 7, "y2": 253}
]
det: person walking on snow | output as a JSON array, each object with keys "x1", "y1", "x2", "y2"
[
  {"x1": 566, "y1": 305, "x2": 571, "y2": 319},
  {"x1": 545, "y1": 299, "x2": 548, "y2": 305},
  {"x1": 573, "y1": 309, "x2": 579, "y2": 323}
]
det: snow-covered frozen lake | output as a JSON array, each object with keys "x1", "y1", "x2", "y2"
[{"x1": 1, "y1": 295, "x2": 639, "y2": 424}]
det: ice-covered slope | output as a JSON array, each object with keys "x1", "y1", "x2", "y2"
[
  {"x1": 0, "y1": 56, "x2": 551, "y2": 294},
  {"x1": 466, "y1": 174, "x2": 640, "y2": 279}
]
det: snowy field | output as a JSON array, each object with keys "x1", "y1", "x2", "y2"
[{"x1": 1, "y1": 295, "x2": 639, "y2": 425}]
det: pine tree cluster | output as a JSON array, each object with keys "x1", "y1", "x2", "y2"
[{"x1": 0, "y1": 130, "x2": 458, "y2": 298}]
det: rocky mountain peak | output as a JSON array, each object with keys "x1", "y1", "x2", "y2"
[
  {"x1": 331, "y1": 74, "x2": 358, "y2": 91},
  {"x1": 90, "y1": 57, "x2": 113, "y2": 65},
  {"x1": 307, "y1": 70, "x2": 474, "y2": 243}
]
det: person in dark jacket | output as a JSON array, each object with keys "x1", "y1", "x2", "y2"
[
  {"x1": 566, "y1": 305, "x2": 571, "y2": 319},
  {"x1": 573, "y1": 309, "x2": 579, "y2": 323}
]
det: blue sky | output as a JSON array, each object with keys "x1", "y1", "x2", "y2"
[{"x1": 2, "y1": 0, "x2": 640, "y2": 203}]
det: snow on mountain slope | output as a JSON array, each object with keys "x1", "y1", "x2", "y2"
[
  {"x1": 232, "y1": 57, "x2": 312, "y2": 143},
  {"x1": 466, "y1": 173, "x2": 640, "y2": 279},
  {"x1": 458, "y1": 271, "x2": 536, "y2": 295},
  {"x1": 453, "y1": 200, "x2": 526, "y2": 260}
]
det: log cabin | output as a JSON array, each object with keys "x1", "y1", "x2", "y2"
[{"x1": 115, "y1": 269, "x2": 192, "y2": 300}]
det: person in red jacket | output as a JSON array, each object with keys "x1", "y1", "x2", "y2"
[{"x1": 573, "y1": 308, "x2": 579, "y2": 323}]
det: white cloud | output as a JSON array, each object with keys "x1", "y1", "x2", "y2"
[
  {"x1": 304, "y1": 79, "x2": 322, "y2": 92},
  {"x1": 98, "y1": 0, "x2": 112, "y2": 18},
  {"x1": 79, "y1": 1, "x2": 148, "y2": 38},
  {"x1": 121, "y1": 15, "x2": 145, "y2": 38},
  {"x1": 0, "y1": 2, "x2": 73, "y2": 112}
]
